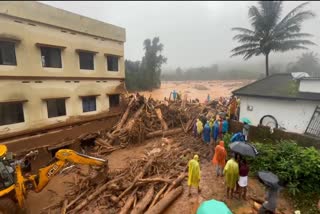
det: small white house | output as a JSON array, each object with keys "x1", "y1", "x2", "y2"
[{"x1": 233, "y1": 73, "x2": 320, "y2": 137}]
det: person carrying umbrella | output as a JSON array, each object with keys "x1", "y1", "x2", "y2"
[
  {"x1": 223, "y1": 153, "x2": 239, "y2": 199},
  {"x1": 243, "y1": 121, "x2": 250, "y2": 142},
  {"x1": 188, "y1": 154, "x2": 201, "y2": 196},
  {"x1": 212, "y1": 141, "x2": 227, "y2": 177}
]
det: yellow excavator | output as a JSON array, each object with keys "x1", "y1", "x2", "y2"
[{"x1": 0, "y1": 144, "x2": 108, "y2": 213}]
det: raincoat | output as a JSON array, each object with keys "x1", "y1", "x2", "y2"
[
  {"x1": 212, "y1": 120, "x2": 219, "y2": 141},
  {"x1": 203, "y1": 122, "x2": 211, "y2": 144},
  {"x1": 196, "y1": 119, "x2": 203, "y2": 135},
  {"x1": 212, "y1": 141, "x2": 227, "y2": 168},
  {"x1": 222, "y1": 120, "x2": 229, "y2": 133},
  {"x1": 188, "y1": 155, "x2": 201, "y2": 187},
  {"x1": 208, "y1": 118, "x2": 214, "y2": 129},
  {"x1": 223, "y1": 158, "x2": 239, "y2": 189}
]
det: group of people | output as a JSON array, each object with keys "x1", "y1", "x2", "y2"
[
  {"x1": 188, "y1": 146, "x2": 279, "y2": 213},
  {"x1": 193, "y1": 114, "x2": 229, "y2": 144},
  {"x1": 187, "y1": 143, "x2": 249, "y2": 200}
]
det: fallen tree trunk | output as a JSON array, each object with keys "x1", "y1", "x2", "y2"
[
  {"x1": 66, "y1": 189, "x2": 89, "y2": 210},
  {"x1": 119, "y1": 188, "x2": 138, "y2": 214},
  {"x1": 116, "y1": 157, "x2": 154, "y2": 201},
  {"x1": 148, "y1": 183, "x2": 168, "y2": 209},
  {"x1": 155, "y1": 108, "x2": 168, "y2": 131},
  {"x1": 164, "y1": 173, "x2": 187, "y2": 196},
  {"x1": 116, "y1": 98, "x2": 135, "y2": 130},
  {"x1": 136, "y1": 178, "x2": 172, "y2": 184},
  {"x1": 60, "y1": 199, "x2": 68, "y2": 214},
  {"x1": 146, "y1": 128, "x2": 183, "y2": 139},
  {"x1": 131, "y1": 185, "x2": 154, "y2": 214},
  {"x1": 144, "y1": 186, "x2": 183, "y2": 214}
]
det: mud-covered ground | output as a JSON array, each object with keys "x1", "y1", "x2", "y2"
[
  {"x1": 137, "y1": 80, "x2": 254, "y2": 102},
  {"x1": 26, "y1": 136, "x2": 293, "y2": 214}
]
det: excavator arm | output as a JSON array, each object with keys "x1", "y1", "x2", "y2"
[
  {"x1": 15, "y1": 149, "x2": 107, "y2": 207},
  {"x1": 31, "y1": 149, "x2": 107, "y2": 192}
]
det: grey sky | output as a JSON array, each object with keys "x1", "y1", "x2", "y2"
[{"x1": 42, "y1": 1, "x2": 320, "y2": 70}]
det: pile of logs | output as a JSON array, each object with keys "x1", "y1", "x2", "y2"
[
  {"x1": 51, "y1": 133, "x2": 205, "y2": 214},
  {"x1": 49, "y1": 94, "x2": 232, "y2": 213}
]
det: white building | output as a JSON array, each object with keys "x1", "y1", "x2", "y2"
[{"x1": 233, "y1": 73, "x2": 320, "y2": 137}]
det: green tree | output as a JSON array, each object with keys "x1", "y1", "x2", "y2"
[
  {"x1": 287, "y1": 52, "x2": 320, "y2": 77},
  {"x1": 140, "y1": 37, "x2": 167, "y2": 89},
  {"x1": 125, "y1": 60, "x2": 141, "y2": 91},
  {"x1": 231, "y1": 1, "x2": 315, "y2": 77}
]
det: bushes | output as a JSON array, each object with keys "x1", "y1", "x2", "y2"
[
  {"x1": 249, "y1": 140, "x2": 320, "y2": 195},
  {"x1": 247, "y1": 140, "x2": 320, "y2": 213}
]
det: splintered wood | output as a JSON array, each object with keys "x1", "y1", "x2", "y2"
[{"x1": 56, "y1": 94, "x2": 230, "y2": 213}]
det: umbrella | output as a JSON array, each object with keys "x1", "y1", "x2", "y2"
[
  {"x1": 258, "y1": 171, "x2": 280, "y2": 188},
  {"x1": 197, "y1": 199, "x2": 232, "y2": 214},
  {"x1": 229, "y1": 141, "x2": 259, "y2": 157},
  {"x1": 241, "y1": 117, "x2": 251, "y2": 124}
]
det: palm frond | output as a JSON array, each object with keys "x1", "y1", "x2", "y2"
[
  {"x1": 271, "y1": 39, "x2": 316, "y2": 52},
  {"x1": 232, "y1": 27, "x2": 255, "y2": 35},
  {"x1": 231, "y1": 43, "x2": 260, "y2": 53},
  {"x1": 233, "y1": 34, "x2": 261, "y2": 43}
]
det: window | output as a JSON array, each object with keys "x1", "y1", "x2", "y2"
[
  {"x1": 109, "y1": 94, "x2": 120, "y2": 108},
  {"x1": 40, "y1": 47, "x2": 62, "y2": 68},
  {"x1": 0, "y1": 102, "x2": 24, "y2": 125},
  {"x1": 79, "y1": 52, "x2": 94, "y2": 70},
  {"x1": 107, "y1": 55, "x2": 119, "y2": 71},
  {"x1": 82, "y1": 96, "x2": 96, "y2": 112},
  {"x1": 47, "y1": 99, "x2": 66, "y2": 118},
  {"x1": 0, "y1": 41, "x2": 17, "y2": 65}
]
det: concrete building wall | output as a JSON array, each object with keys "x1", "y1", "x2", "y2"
[
  {"x1": 299, "y1": 79, "x2": 320, "y2": 93},
  {"x1": 0, "y1": 2, "x2": 126, "y2": 135},
  {"x1": 239, "y1": 96, "x2": 319, "y2": 134}
]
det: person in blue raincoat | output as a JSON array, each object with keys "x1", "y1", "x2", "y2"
[
  {"x1": 203, "y1": 121, "x2": 211, "y2": 144},
  {"x1": 231, "y1": 132, "x2": 245, "y2": 142},
  {"x1": 222, "y1": 118, "x2": 229, "y2": 135},
  {"x1": 212, "y1": 119, "x2": 220, "y2": 143}
]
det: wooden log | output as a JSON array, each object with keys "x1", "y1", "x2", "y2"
[
  {"x1": 66, "y1": 189, "x2": 89, "y2": 210},
  {"x1": 116, "y1": 157, "x2": 154, "y2": 201},
  {"x1": 164, "y1": 173, "x2": 187, "y2": 196},
  {"x1": 146, "y1": 128, "x2": 183, "y2": 139},
  {"x1": 73, "y1": 175, "x2": 125, "y2": 212},
  {"x1": 155, "y1": 108, "x2": 168, "y2": 130},
  {"x1": 119, "y1": 187, "x2": 139, "y2": 214},
  {"x1": 136, "y1": 178, "x2": 172, "y2": 184},
  {"x1": 144, "y1": 186, "x2": 183, "y2": 214},
  {"x1": 116, "y1": 98, "x2": 135, "y2": 130},
  {"x1": 148, "y1": 184, "x2": 168, "y2": 209},
  {"x1": 131, "y1": 185, "x2": 154, "y2": 214},
  {"x1": 60, "y1": 199, "x2": 68, "y2": 214}
]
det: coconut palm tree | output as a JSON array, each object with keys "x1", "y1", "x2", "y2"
[{"x1": 231, "y1": 1, "x2": 316, "y2": 77}]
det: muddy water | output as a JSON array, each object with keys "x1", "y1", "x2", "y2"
[{"x1": 137, "y1": 80, "x2": 254, "y2": 102}]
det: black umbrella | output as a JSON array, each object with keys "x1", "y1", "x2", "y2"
[
  {"x1": 229, "y1": 141, "x2": 259, "y2": 157},
  {"x1": 258, "y1": 171, "x2": 280, "y2": 188}
]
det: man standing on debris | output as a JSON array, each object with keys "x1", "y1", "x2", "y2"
[
  {"x1": 172, "y1": 90, "x2": 177, "y2": 102},
  {"x1": 224, "y1": 153, "x2": 239, "y2": 199},
  {"x1": 212, "y1": 141, "x2": 227, "y2": 177},
  {"x1": 188, "y1": 154, "x2": 201, "y2": 196},
  {"x1": 196, "y1": 118, "x2": 204, "y2": 138},
  {"x1": 258, "y1": 185, "x2": 280, "y2": 214}
]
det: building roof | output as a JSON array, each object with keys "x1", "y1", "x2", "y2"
[
  {"x1": 232, "y1": 73, "x2": 320, "y2": 101},
  {"x1": 0, "y1": 1, "x2": 125, "y2": 42}
]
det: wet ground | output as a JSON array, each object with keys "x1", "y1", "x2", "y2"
[
  {"x1": 137, "y1": 80, "x2": 254, "y2": 102},
  {"x1": 25, "y1": 136, "x2": 293, "y2": 214}
]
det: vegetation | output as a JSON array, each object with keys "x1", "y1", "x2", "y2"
[
  {"x1": 125, "y1": 37, "x2": 167, "y2": 91},
  {"x1": 247, "y1": 140, "x2": 320, "y2": 213},
  {"x1": 231, "y1": 1, "x2": 315, "y2": 77},
  {"x1": 286, "y1": 52, "x2": 320, "y2": 77}
]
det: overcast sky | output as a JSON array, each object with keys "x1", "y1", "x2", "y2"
[{"x1": 42, "y1": 1, "x2": 320, "y2": 70}]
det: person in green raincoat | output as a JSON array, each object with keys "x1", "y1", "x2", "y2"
[
  {"x1": 188, "y1": 154, "x2": 201, "y2": 196},
  {"x1": 223, "y1": 153, "x2": 239, "y2": 199}
]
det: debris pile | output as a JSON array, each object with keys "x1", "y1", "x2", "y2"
[{"x1": 50, "y1": 94, "x2": 232, "y2": 214}]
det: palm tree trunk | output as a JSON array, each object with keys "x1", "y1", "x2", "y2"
[{"x1": 265, "y1": 54, "x2": 269, "y2": 76}]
